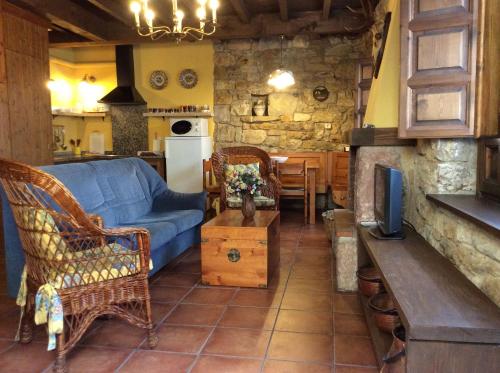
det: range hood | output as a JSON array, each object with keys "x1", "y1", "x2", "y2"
[{"x1": 98, "y1": 45, "x2": 146, "y2": 105}]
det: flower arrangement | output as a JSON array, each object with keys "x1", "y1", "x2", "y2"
[{"x1": 226, "y1": 167, "x2": 264, "y2": 196}]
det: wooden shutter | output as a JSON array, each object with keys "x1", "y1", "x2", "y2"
[
  {"x1": 356, "y1": 58, "x2": 373, "y2": 128},
  {"x1": 400, "y1": 0, "x2": 479, "y2": 138}
]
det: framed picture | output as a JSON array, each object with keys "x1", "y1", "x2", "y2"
[{"x1": 374, "y1": 12, "x2": 392, "y2": 79}]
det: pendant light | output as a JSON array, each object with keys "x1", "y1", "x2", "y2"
[{"x1": 268, "y1": 35, "x2": 295, "y2": 90}]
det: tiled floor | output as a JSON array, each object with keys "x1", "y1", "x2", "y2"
[{"x1": 0, "y1": 210, "x2": 377, "y2": 372}]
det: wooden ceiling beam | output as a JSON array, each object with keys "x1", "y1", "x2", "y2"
[
  {"x1": 322, "y1": 0, "x2": 333, "y2": 20},
  {"x1": 87, "y1": 0, "x2": 134, "y2": 27},
  {"x1": 49, "y1": 10, "x2": 370, "y2": 47},
  {"x1": 229, "y1": 0, "x2": 251, "y2": 23},
  {"x1": 11, "y1": 0, "x2": 132, "y2": 41},
  {"x1": 278, "y1": 0, "x2": 288, "y2": 22}
]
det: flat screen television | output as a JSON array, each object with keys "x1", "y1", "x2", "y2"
[{"x1": 373, "y1": 164, "x2": 404, "y2": 239}]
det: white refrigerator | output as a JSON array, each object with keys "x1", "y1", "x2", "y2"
[{"x1": 165, "y1": 136, "x2": 213, "y2": 193}]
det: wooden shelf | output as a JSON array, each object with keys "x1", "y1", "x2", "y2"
[
  {"x1": 52, "y1": 111, "x2": 107, "y2": 120},
  {"x1": 427, "y1": 194, "x2": 500, "y2": 237},
  {"x1": 143, "y1": 111, "x2": 213, "y2": 119},
  {"x1": 359, "y1": 293, "x2": 392, "y2": 369},
  {"x1": 358, "y1": 226, "x2": 500, "y2": 344}
]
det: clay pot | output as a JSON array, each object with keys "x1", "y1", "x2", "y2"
[
  {"x1": 381, "y1": 325, "x2": 406, "y2": 373},
  {"x1": 357, "y1": 267, "x2": 384, "y2": 296},
  {"x1": 241, "y1": 193, "x2": 256, "y2": 220},
  {"x1": 368, "y1": 293, "x2": 399, "y2": 334}
]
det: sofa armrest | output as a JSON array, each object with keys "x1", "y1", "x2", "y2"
[{"x1": 153, "y1": 189, "x2": 207, "y2": 212}]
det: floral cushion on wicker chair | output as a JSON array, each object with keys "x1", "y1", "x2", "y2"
[{"x1": 20, "y1": 207, "x2": 151, "y2": 289}]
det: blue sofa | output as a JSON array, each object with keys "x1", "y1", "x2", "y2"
[{"x1": 1, "y1": 157, "x2": 206, "y2": 297}]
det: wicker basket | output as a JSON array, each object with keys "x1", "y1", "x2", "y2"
[
  {"x1": 357, "y1": 267, "x2": 384, "y2": 296},
  {"x1": 369, "y1": 293, "x2": 400, "y2": 334},
  {"x1": 322, "y1": 210, "x2": 335, "y2": 241}
]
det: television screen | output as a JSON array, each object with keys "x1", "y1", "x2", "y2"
[
  {"x1": 374, "y1": 165, "x2": 385, "y2": 222},
  {"x1": 373, "y1": 164, "x2": 403, "y2": 236}
]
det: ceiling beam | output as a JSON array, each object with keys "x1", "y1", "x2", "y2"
[
  {"x1": 49, "y1": 10, "x2": 370, "y2": 47},
  {"x1": 87, "y1": 0, "x2": 134, "y2": 27},
  {"x1": 322, "y1": 0, "x2": 333, "y2": 20},
  {"x1": 278, "y1": 0, "x2": 288, "y2": 22},
  {"x1": 229, "y1": 0, "x2": 251, "y2": 23},
  {"x1": 10, "y1": 0, "x2": 132, "y2": 41}
]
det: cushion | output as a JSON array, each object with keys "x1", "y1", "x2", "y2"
[
  {"x1": 224, "y1": 162, "x2": 260, "y2": 181},
  {"x1": 118, "y1": 221, "x2": 178, "y2": 249},
  {"x1": 131, "y1": 209, "x2": 204, "y2": 235},
  {"x1": 226, "y1": 195, "x2": 276, "y2": 208}
]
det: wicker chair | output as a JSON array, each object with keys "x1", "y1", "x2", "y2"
[
  {"x1": 0, "y1": 158, "x2": 157, "y2": 373},
  {"x1": 211, "y1": 146, "x2": 281, "y2": 212}
]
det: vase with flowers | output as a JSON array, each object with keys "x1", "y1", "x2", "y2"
[{"x1": 226, "y1": 167, "x2": 264, "y2": 220}]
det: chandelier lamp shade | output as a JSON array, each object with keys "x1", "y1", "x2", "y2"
[
  {"x1": 129, "y1": 0, "x2": 219, "y2": 42},
  {"x1": 268, "y1": 35, "x2": 295, "y2": 90}
]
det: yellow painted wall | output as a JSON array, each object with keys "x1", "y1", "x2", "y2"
[
  {"x1": 364, "y1": 0, "x2": 400, "y2": 128},
  {"x1": 133, "y1": 41, "x2": 215, "y2": 149},
  {"x1": 50, "y1": 41, "x2": 214, "y2": 153}
]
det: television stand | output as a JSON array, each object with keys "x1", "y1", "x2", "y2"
[{"x1": 368, "y1": 225, "x2": 405, "y2": 240}]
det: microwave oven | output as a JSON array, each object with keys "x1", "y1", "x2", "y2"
[{"x1": 169, "y1": 118, "x2": 209, "y2": 137}]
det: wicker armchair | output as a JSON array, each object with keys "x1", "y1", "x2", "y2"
[
  {"x1": 0, "y1": 158, "x2": 157, "y2": 373},
  {"x1": 211, "y1": 146, "x2": 281, "y2": 212}
]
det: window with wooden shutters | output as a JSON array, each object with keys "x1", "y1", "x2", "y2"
[
  {"x1": 356, "y1": 58, "x2": 373, "y2": 128},
  {"x1": 399, "y1": 0, "x2": 479, "y2": 138}
]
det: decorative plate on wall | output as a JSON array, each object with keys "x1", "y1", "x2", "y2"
[
  {"x1": 150, "y1": 70, "x2": 168, "y2": 89},
  {"x1": 179, "y1": 69, "x2": 198, "y2": 89},
  {"x1": 313, "y1": 86, "x2": 330, "y2": 102}
]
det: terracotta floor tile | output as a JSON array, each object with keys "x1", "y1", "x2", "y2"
[
  {"x1": 335, "y1": 335, "x2": 377, "y2": 367},
  {"x1": 82, "y1": 320, "x2": 147, "y2": 348},
  {"x1": 172, "y1": 260, "x2": 201, "y2": 274},
  {"x1": 230, "y1": 289, "x2": 283, "y2": 308},
  {"x1": 203, "y1": 328, "x2": 271, "y2": 358},
  {"x1": 275, "y1": 309, "x2": 332, "y2": 334},
  {"x1": 268, "y1": 331, "x2": 333, "y2": 364},
  {"x1": 294, "y1": 253, "x2": 331, "y2": 266},
  {"x1": 153, "y1": 273, "x2": 200, "y2": 287},
  {"x1": 191, "y1": 355, "x2": 262, "y2": 373},
  {"x1": 154, "y1": 325, "x2": 212, "y2": 353},
  {"x1": 281, "y1": 290, "x2": 333, "y2": 312},
  {"x1": 0, "y1": 342, "x2": 54, "y2": 372},
  {"x1": 334, "y1": 313, "x2": 369, "y2": 336},
  {"x1": 119, "y1": 351, "x2": 196, "y2": 373},
  {"x1": 0, "y1": 311, "x2": 20, "y2": 340},
  {"x1": 166, "y1": 304, "x2": 225, "y2": 326},
  {"x1": 290, "y1": 264, "x2": 332, "y2": 280},
  {"x1": 219, "y1": 306, "x2": 278, "y2": 330},
  {"x1": 150, "y1": 285, "x2": 191, "y2": 303},
  {"x1": 263, "y1": 359, "x2": 332, "y2": 373},
  {"x1": 292, "y1": 261, "x2": 332, "y2": 273},
  {"x1": 151, "y1": 303, "x2": 174, "y2": 323},
  {"x1": 287, "y1": 278, "x2": 333, "y2": 293},
  {"x1": 335, "y1": 365, "x2": 379, "y2": 373},
  {"x1": 0, "y1": 339, "x2": 13, "y2": 353},
  {"x1": 64, "y1": 346, "x2": 130, "y2": 373},
  {"x1": 334, "y1": 294, "x2": 363, "y2": 315},
  {"x1": 182, "y1": 288, "x2": 236, "y2": 305}
]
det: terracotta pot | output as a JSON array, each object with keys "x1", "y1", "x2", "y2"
[
  {"x1": 241, "y1": 193, "x2": 256, "y2": 219},
  {"x1": 381, "y1": 325, "x2": 406, "y2": 373},
  {"x1": 369, "y1": 293, "x2": 399, "y2": 334},
  {"x1": 357, "y1": 267, "x2": 384, "y2": 296}
]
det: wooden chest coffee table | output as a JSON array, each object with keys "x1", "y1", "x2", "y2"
[{"x1": 201, "y1": 210, "x2": 280, "y2": 288}]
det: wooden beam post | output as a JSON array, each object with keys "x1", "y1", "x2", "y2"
[
  {"x1": 278, "y1": 0, "x2": 288, "y2": 22},
  {"x1": 322, "y1": 0, "x2": 333, "y2": 20},
  {"x1": 88, "y1": 0, "x2": 135, "y2": 27},
  {"x1": 229, "y1": 0, "x2": 251, "y2": 23}
]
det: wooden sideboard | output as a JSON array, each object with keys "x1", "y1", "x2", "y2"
[{"x1": 357, "y1": 225, "x2": 500, "y2": 372}]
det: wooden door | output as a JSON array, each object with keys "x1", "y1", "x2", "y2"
[
  {"x1": 400, "y1": 0, "x2": 479, "y2": 138},
  {"x1": 0, "y1": 2, "x2": 52, "y2": 165}
]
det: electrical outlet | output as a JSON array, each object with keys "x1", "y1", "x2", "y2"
[{"x1": 324, "y1": 123, "x2": 332, "y2": 129}]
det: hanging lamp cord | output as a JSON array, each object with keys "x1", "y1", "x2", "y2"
[{"x1": 279, "y1": 35, "x2": 284, "y2": 68}]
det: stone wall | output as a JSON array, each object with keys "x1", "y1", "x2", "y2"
[
  {"x1": 213, "y1": 34, "x2": 371, "y2": 151},
  {"x1": 353, "y1": 140, "x2": 500, "y2": 307}
]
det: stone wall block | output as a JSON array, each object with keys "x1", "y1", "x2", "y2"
[
  {"x1": 214, "y1": 105, "x2": 230, "y2": 123},
  {"x1": 241, "y1": 129, "x2": 267, "y2": 145},
  {"x1": 227, "y1": 40, "x2": 252, "y2": 50},
  {"x1": 230, "y1": 100, "x2": 252, "y2": 116}
]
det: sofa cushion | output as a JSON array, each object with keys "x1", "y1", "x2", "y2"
[
  {"x1": 129, "y1": 209, "x2": 204, "y2": 235},
  {"x1": 119, "y1": 221, "x2": 178, "y2": 250}
]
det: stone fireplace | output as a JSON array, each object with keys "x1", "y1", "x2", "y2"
[{"x1": 213, "y1": 34, "x2": 371, "y2": 152}]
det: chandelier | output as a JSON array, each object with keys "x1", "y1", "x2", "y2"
[
  {"x1": 129, "y1": 0, "x2": 219, "y2": 42},
  {"x1": 268, "y1": 35, "x2": 295, "y2": 90}
]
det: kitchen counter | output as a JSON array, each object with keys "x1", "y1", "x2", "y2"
[{"x1": 53, "y1": 154, "x2": 127, "y2": 164}]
